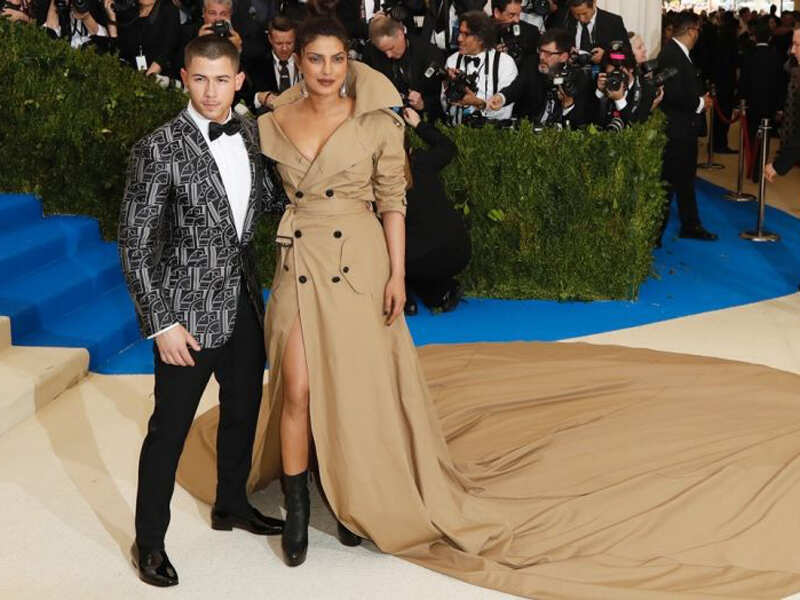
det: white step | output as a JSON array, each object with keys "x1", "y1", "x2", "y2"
[
  {"x1": 0, "y1": 316, "x2": 9, "y2": 351},
  {"x1": 0, "y1": 344, "x2": 89, "y2": 436}
]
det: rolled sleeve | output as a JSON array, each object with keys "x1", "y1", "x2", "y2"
[{"x1": 372, "y1": 115, "x2": 408, "y2": 217}]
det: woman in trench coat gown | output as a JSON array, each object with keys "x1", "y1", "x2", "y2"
[{"x1": 176, "y1": 17, "x2": 800, "y2": 600}]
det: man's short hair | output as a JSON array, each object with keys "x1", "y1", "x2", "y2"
[
  {"x1": 185, "y1": 34, "x2": 240, "y2": 71},
  {"x1": 673, "y1": 10, "x2": 700, "y2": 37},
  {"x1": 460, "y1": 10, "x2": 496, "y2": 50},
  {"x1": 566, "y1": 0, "x2": 594, "y2": 8},
  {"x1": 269, "y1": 15, "x2": 296, "y2": 34},
  {"x1": 368, "y1": 15, "x2": 404, "y2": 43},
  {"x1": 204, "y1": 0, "x2": 232, "y2": 11},
  {"x1": 539, "y1": 28, "x2": 571, "y2": 54},
  {"x1": 491, "y1": 0, "x2": 521, "y2": 14}
]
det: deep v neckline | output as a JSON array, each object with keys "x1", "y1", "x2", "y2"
[{"x1": 271, "y1": 106, "x2": 354, "y2": 169}]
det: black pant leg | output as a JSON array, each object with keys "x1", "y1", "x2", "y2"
[
  {"x1": 135, "y1": 345, "x2": 217, "y2": 549},
  {"x1": 213, "y1": 288, "x2": 266, "y2": 513},
  {"x1": 662, "y1": 137, "x2": 701, "y2": 234},
  {"x1": 407, "y1": 238, "x2": 471, "y2": 308}
]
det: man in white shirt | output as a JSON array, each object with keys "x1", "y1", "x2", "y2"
[
  {"x1": 44, "y1": 0, "x2": 109, "y2": 49},
  {"x1": 441, "y1": 10, "x2": 518, "y2": 123},
  {"x1": 253, "y1": 15, "x2": 299, "y2": 111},
  {"x1": 119, "y1": 34, "x2": 285, "y2": 589}
]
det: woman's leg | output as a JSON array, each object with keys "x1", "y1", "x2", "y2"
[
  {"x1": 279, "y1": 314, "x2": 311, "y2": 567},
  {"x1": 280, "y1": 314, "x2": 310, "y2": 476}
]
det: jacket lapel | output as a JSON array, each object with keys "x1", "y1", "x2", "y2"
[
  {"x1": 236, "y1": 113, "x2": 261, "y2": 246},
  {"x1": 175, "y1": 110, "x2": 240, "y2": 246}
]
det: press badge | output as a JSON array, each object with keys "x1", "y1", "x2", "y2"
[{"x1": 136, "y1": 47, "x2": 148, "y2": 71}]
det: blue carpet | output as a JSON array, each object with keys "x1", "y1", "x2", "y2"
[{"x1": 2, "y1": 180, "x2": 798, "y2": 375}]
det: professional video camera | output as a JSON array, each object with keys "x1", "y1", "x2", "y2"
[
  {"x1": 639, "y1": 59, "x2": 678, "y2": 87},
  {"x1": 498, "y1": 23, "x2": 524, "y2": 63},
  {"x1": 522, "y1": 0, "x2": 549, "y2": 17}
]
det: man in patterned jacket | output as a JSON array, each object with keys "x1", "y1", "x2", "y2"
[{"x1": 119, "y1": 34, "x2": 286, "y2": 587}]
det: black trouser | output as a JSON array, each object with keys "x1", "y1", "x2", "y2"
[
  {"x1": 660, "y1": 136, "x2": 702, "y2": 239},
  {"x1": 406, "y1": 238, "x2": 471, "y2": 308},
  {"x1": 713, "y1": 88, "x2": 734, "y2": 150},
  {"x1": 134, "y1": 287, "x2": 266, "y2": 550}
]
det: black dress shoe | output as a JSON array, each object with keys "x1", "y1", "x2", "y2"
[
  {"x1": 404, "y1": 298, "x2": 418, "y2": 316},
  {"x1": 336, "y1": 521, "x2": 362, "y2": 547},
  {"x1": 211, "y1": 504, "x2": 284, "y2": 535},
  {"x1": 679, "y1": 226, "x2": 718, "y2": 241},
  {"x1": 131, "y1": 543, "x2": 178, "y2": 587},
  {"x1": 438, "y1": 281, "x2": 463, "y2": 313}
]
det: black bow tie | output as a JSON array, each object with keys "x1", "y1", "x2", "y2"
[
  {"x1": 208, "y1": 119, "x2": 241, "y2": 142},
  {"x1": 464, "y1": 56, "x2": 480, "y2": 68}
]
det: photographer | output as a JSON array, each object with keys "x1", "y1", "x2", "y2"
[
  {"x1": 44, "y1": 0, "x2": 111, "y2": 48},
  {"x1": 565, "y1": 0, "x2": 629, "y2": 65},
  {"x1": 441, "y1": 10, "x2": 518, "y2": 124},
  {"x1": 249, "y1": 15, "x2": 298, "y2": 113},
  {"x1": 492, "y1": 0, "x2": 539, "y2": 67},
  {"x1": 594, "y1": 41, "x2": 657, "y2": 130},
  {"x1": 365, "y1": 15, "x2": 445, "y2": 122},
  {"x1": 2, "y1": 0, "x2": 34, "y2": 23},
  {"x1": 488, "y1": 28, "x2": 592, "y2": 128},
  {"x1": 401, "y1": 107, "x2": 470, "y2": 315},
  {"x1": 422, "y1": 0, "x2": 484, "y2": 53},
  {"x1": 106, "y1": 0, "x2": 182, "y2": 77}
]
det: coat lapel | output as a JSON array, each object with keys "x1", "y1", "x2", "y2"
[
  {"x1": 176, "y1": 110, "x2": 240, "y2": 246},
  {"x1": 235, "y1": 113, "x2": 261, "y2": 246}
]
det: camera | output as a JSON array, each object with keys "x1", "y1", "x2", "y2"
[
  {"x1": 112, "y1": 0, "x2": 138, "y2": 20},
  {"x1": 606, "y1": 116, "x2": 625, "y2": 132},
  {"x1": 639, "y1": 59, "x2": 677, "y2": 88},
  {"x1": 443, "y1": 68, "x2": 479, "y2": 105},
  {"x1": 381, "y1": 0, "x2": 408, "y2": 23},
  {"x1": 498, "y1": 24, "x2": 524, "y2": 63},
  {"x1": 55, "y1": 0, "x2": 69, "y2": 13},
  {"x1": 73, "y1": 0, "x2": 92, "y2": 13},
  {"x1": 603, "y1": 40, "x2": 628, "y2": 94},
  {"x1": 211, "y1": 19, "x2": 232, "y2": 37},
  {"x1": 522, "y1": 0, "x2": 550, "y2": 17}
]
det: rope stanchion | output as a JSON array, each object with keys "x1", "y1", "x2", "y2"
[
  {"x1": 724, "y1": 99, "x2": 756, "y2": 203},
  {"x1": 698, "y1": 84, "x2": 724, "y2": 170},
  {"x1": 741, "y1": 118, "x2": 780, "y2": 243}
]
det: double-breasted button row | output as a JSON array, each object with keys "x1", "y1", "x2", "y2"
[
  {"x1": 299, "y1": 275, "x2": 307, "y2": 284},
  {"x1": 325, "y1": 189, "x2": 334, "y2": 197},
  {"x1": 295, "y1": 191, "x2": 304, "y2": 199}
]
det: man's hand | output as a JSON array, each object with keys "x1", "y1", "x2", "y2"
[
  {"x1": 597, "y1": 72, "x2": 607, "y2": 92},
  {"x1": 487, "y1": 94, "x2": 505, "y2": 111},
  {"x1": 765, "y1": 162, "x2": 778, "y2": 183},
  {"x1": 103, "y1": 0, "x2": 116, "y2": 22},
  {"x1": 556, "y1": 86, "x2": 574, "y2": 108},
  {"x1": 591, "y1": 47, "x2": 605, "y2": 64},
  {"x1": 458, "y1": 88, "x2": 484, "y2": 109},
  {"x1": 406, "y1": 90, "x2": 424, "y2": 110},
  {"x1": 383, "y1": 275, "x2": 406, "y2": 326},
  {"x1": 228, "y1": 27, "x2": 242, "y2": 51},
  {"x1": 651, "y1": 86, "x2": 664, "y2": 112},
  {"x1": 2, "y1": 4, "x2": 31, "y2": 21},
  {"x1": 155, "y1": 325, "x2": 201, "y2": 367},
  {"x1": 402, "y1": 107, "x2": 421, "y2": 128}
]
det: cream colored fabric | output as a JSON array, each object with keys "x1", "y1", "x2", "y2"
[{"x1": 177, "y1": 62, "x2": 800, "y2": 599}]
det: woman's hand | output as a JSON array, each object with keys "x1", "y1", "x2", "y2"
[
  {"x1": 402, "y1": 107, "x2": 421, "y2": 128},
  {"x1": 383, "y1": 275, "x2": 406, "y2": 326},
  {"x1": 104, "y1": 0, "x2": 116, "y2": 21}
]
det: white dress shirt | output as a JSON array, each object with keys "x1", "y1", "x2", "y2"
[
  {"x1": 45, "y1": 18, "x2": 108, "y2": 49},
  {"x1": 673, "y1": 38, "x2": 706, "y2": 114},
  {"x1": 442, "y1": 49, "x2": 518, "y2": 121},
  {"x1": 574, "y1": 9, "x2": 597, "y2": 51},
  {"x1": 149, "y1": 102, "x2": 252, "y2": 339},
  {"x1": 254, "y1": 52, "x2": 299, "y2": 109}
]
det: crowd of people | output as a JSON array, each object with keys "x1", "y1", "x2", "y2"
[{"x1": 4, "y1": 0, "x2": 800, "y2": 306}]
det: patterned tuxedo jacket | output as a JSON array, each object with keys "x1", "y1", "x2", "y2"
[{"x1": 119, "y1": 108, "x2": 287, "y2": 348}]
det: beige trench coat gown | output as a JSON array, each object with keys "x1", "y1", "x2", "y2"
[{"x1": 177, "y1": 63, "x2": 800, "y2": 599}]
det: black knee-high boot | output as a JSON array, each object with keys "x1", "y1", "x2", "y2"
[{"x1": 282, "y1": 471, "x2": 310, "y2": 566}]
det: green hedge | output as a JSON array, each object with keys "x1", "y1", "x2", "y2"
[
  {"x1": 1, "y1": 20, "x2": 666, "y2": 301},
  {"x1": 0, "y1": 20, "x2": 186, "y2": 237}
]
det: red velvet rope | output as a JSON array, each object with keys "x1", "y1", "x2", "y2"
[{"x1": 711, "y1": 97, "x2": 756, "y2": 177}]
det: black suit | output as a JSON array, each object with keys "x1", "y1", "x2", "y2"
[
  {"x1": 566, "y1": 8, "x2": 630, "y2": 54},
  {"x1": 243, "y1": 48, "x2": 299, "y2": 113},
  {"x1": 497, "y1": 56, "x2": 546, "y2": 122},
  {"x1": 406, "y1": 122, "x2": 470, "y2": 307},
  {"x1": 658, "y1": 39, "x2": 707, "y2": 234},
  {"x1": 120, "y1": 110, "x2": 286, "y2": 549},
  {"x1": 773, "y1": 72, "x2": 800, "y2": 176},
  {"x1": 739, "y1": 44, "x2": 785, "y2": 146},
  {"x1": 364, "y1": 34, "x2": 446, "y2": 122},
  {"x1": 495, "y1": 20, "x2": 540, "y2": 66},
  {"x1": 594, "y1": 77, "x2": 657, "y2": 129}
]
